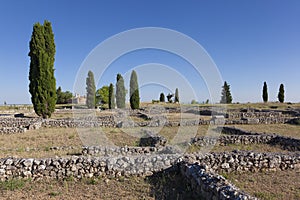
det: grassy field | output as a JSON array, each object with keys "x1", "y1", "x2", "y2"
[
  {"x1": 221, "y1": 170, "x2": 300, "y2": 200},
  {"x1": 0, "y1": 123, "x2": 298, "y2": 158},
  {"x1": 0, "y1": 103, "x2": 299, "y2": 199},
  {"x1": 230, "y1": 124, "x2": 300, "y2": 139},
  {"x1": 0, "y1": 170, "x2": 195, "y2": 200}
]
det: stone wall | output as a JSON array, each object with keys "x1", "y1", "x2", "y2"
[
  {"x1": 0, "y1": 116, "x2": 116, "y2": 133},
  {"x1": 0, "y1": 154, "x2": 180, "y2": 181},
  {"x1": 0, "y1": 151, "x2": 298, "y2": 199},
  {"x1": 0, "y1": 108, "x2": 295, "y2": 134},
  {"x1": 0, "y1": 118, "x2": 39, "y2": 128},
  {"x1": 81, "y1": 146, "x2": 180, "y2": 157},
  {"x1": 180, "y1": 163, "x2": 257, "y2": 200},
  {"x1": 0, "y1": 127, "x2": 27, "y2": 134},
  {"x1": 186, "y1": 151, "x2": 300, "y2": 173},
  {"x1": 192, "y1": 127, "x2": 300, "y2": 151},
  {"x1": 0, "y1": 150, "x2": 299, "y2": 199},
  {"x1": 0, "y1": 151, "x2": 298, "y2": 180},
  {"x1": 82, "y1": 146, "x2": 160, "y2": 156},
  {"x1": 43, "y1": 116, "x2": 115, "y2": 128}
]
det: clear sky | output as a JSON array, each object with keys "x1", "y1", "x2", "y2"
[{"x1": 0, "y1": 0, "x2": 299, "y2": 104}]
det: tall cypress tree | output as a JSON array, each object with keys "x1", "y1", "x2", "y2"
[
  {"x1": 159, "y1": 93, "x2": 165, "y2": 102},
  {"x1": 116, "y1": 74, "x2": 126, "y2": 108},
  {"x1": 86, "y1": 70, "x2": 96, "y2": 108},
  {"x1": 130, "y1": 70, "x2": 140, "y2": 109},
  {"x1": 28, "y1": 20, "x2": 56, "y2": 118},
  {"x1": 56, "y1": 86, "x2": 62, "y2": 104},
  {"x1": 262, "y1": 81, "x2": 268, "y2": 103},
  {"x1": 108, "y1": 83, "x2": 115, "y2": 109},
  {"x1": 220, "y1": 81, "x2": 232, "y2": 104},
  {"x1": 278, "y1": 84, "x2": 285, "y2": 103},
  {"x1": 174, "y1": 88, "x2": 179, "y2": 103}
]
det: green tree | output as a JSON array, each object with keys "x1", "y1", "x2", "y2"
[
  {"x1": 109, "y1": 83, "x2": 115, "y2": 109},
  {"x1": 191, "y1": 99, "x2": 198, "y2": 104},
  {"x1": 56, "y1": 86, "x2": 72, "y2": 104},
  {"x1": 167, "y1": 93, "x2": 173, "y2": 103},
  {"x1": 129, "y1": 70, "x2": 140, "y2": 109},
  {"x1": 220, "y1": 81, "x2": 232, "y2": 104},
  {"x1": 262, "y1": 81, "x2": 268, "y2": 103},
  {"x1": 56, "y1": 86, "x2": 62, "y2": 104},
  {"x1": 86, "y1": 70, "x2": 96, "y2": 108},
  {"x1": 96, "y1": 85, "x2": 109, "y2": 105},
  {"x1": 159, "y1": 93, "x2": 165, "y2": 102},
  {"x1": 174, "y1": 88, "x2": 179, "y2": 103},
  {"x1": 28, "y1": 20, "x2": 57, "y2": 118},
  {"x1": 278, "y1": 83, "x2": 285, "y2": 103},
  {"x1": 116, "y1": 74, "x2": 126, "y2": 108}
]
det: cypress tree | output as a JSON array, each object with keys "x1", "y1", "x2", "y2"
[
  {"x1": 56, "y1": 86, "x2": 62, "y2": 104},
  {"x1": 159, "y1": 93, "x2": 165, "y2": 102},
  {"x1": 220, "y1": 81, "x2": 232, "y2": 104},
  {"x1": 130, "y1": 70, "x2": 140, "y2": 109},
  {"x1": 174, "y1": 88, "x2": 179, "y2": 103},
  {"x1": 28, "y1": 20, "x2": 56, "y2": 118},
  {"x1": 108, "y1": 83, "x2": 115, "y2": 109},
  {"x1": 86, "y1": 70, "x2": 96, "y2": 108},
  {"x1": 116, "y1": 74, "x2": 126, "y2": 108},
  {"x1": 278, "y1": 84, "x2": 285, "y2": 103},
  {"x1": 262, "y1": 81, "x2": 268, "y2": 103}
]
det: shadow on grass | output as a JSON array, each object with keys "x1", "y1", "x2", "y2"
[{"x1": 146, "y1": 166, "x2": 201, "y2": 200}]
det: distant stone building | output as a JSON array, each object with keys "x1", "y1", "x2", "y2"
[{"x1": 68, "y1": 94, "x2": 86, "y2": 105}]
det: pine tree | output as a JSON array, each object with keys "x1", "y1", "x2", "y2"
[
  {"x1": 28, "y1": 20, "x2": 57, "y2": 118},
  {"x1": 96, "y1": 85, "x2": 109, "y2": 105},
  {"x1": 167, "y1": 93, "x2": 174, "y2": 103},
  {"x1": 174, "y1": 88, "x2": 179, "y2": 103},
  {"x1": 159, "y1": 93, "x2": 165, "y2": 102},
  {"x1": 278, "y1": 84, "x2": 285, "y2": 103},
  {"x1": 220, "y1": 81, "x2": 232, "y2": 104},
  {"x1": 130, "y1": 70, "x2": 140, "y2": 109},
  {"x1": 108, "y1": 83, "x2": 115, "y2": 109},
  {"x1": 262, "y1": 81, "x2": 268, "y2": 103},
  {"x1": 116, "y1": 74, "x2": 126, "y2": 108},
  {"x1": 86, "y1": 70, "x2": 96, "y2": 108}
]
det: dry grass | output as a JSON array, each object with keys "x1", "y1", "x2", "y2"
[
  {"x1": 0, "y1": 176, "x2": 154, "y2": 200},
  {"x1": 222, "y1": 170, "x2": 300, "y2": 200},
  {"x1": 219, "y1": 102, "x2": 300, "y2": 110},
  {"x1": 0, "y1": 170, "x2": 196, "y2": 200},
  {"x1": 231, "y1": 124, "x2": 300, "y2": 139},
  {"x1": 0, "y1": 128, "x2": 82, "y2": 158},
  {"x1": 0, "y1": 103, "x2": 299, "y2": 199},
  {"x1": 211, "y1": 143, "x2": 290, "y2": 153}
]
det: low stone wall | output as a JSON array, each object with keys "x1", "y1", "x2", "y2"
[
  {"x1": 221, "y1": 126, "x2": 300, "y2": 151},
  {"x1": 0, "y1": 146, "x2": 78, "y2": 152},
  {"x1": 0, "y1": 127, "x2": 27, "y2": 134},
  {"x1": 187, "y1": 151, "x2": 300, "y2": 172},
  {"x1": 81, "y1": 146, "x2": 181, "y2": 157},
  {"x1": 0, "y1": 151, "x2": 299, "y2": 181},
  {"x1": 82, "y1": 146, "x2": 160, "y2": 156},
  {"x1": 0, "y1": 116, "x2": 116, "y2": 133},
  {"x1": 192, "y1": 128, "x2": 300, "y2": 151},
  {"x1": 0, "y1": 154, "x2": 180, "y2": 181},
  {"x1": 0, "y1": 110, "x2": 295, "y2": 134},
  {"x1": 180, "y1": 163, "x2": 257, "y2": 200},
  {"x1": 0, "y1": 118, "x2": 39, "y2": 128},
  {"x1": 43, "y1": 116, "x2": 116, "y2": 128},
  {"x1": 0, "y1": 151, "x2": 298, "y2": 199}
]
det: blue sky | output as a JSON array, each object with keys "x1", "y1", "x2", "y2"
[{"x1": 0, "y1": 0, "x2": 299, "y2": 104}]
